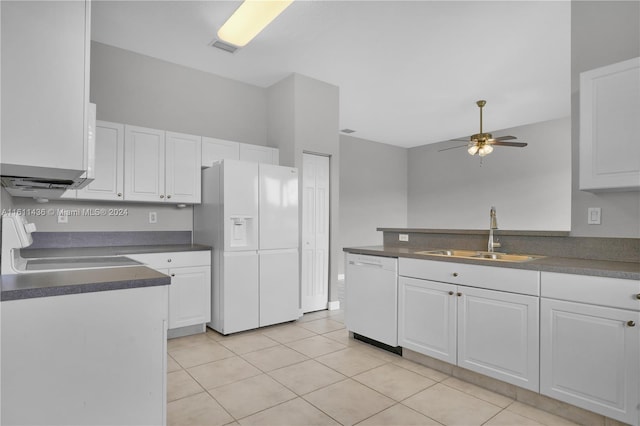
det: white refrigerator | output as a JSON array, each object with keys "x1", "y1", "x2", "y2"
[{"x1": 194, "y1": 159, "x2": 300, "y2": 334}]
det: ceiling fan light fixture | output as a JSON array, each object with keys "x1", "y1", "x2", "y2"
[
  {"x1": 467, "y1": 144, "x2": 479, "y2": 155},
  {"x1": 478, "y1": 144, "x2": 493, "y2": 157},
  {"x1": 217, "y1": 0, "x2": 294, "y2": 48}
]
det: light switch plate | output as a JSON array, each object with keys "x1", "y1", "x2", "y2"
[
  {"x1": 149, "y1": 212, "x2": 158, "y2": 224},
  {"x1": 587, "y1": 207, "x2": 601, "y2": 225}
]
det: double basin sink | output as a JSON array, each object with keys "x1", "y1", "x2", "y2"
[{"x1": 415, "y1": 249, "x2": 544, "y2": 263}]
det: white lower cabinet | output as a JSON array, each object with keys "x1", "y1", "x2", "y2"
[
  {"x1": 458, "y1": 286, "x2": 539, "y2": 391},
  {"x1": 398, "y1": 258, "x2": 540, "y2": 392},
  {"x1": 399, "y1": 277, "x2": 457, "y2": 363},
  {"x1": 1, "y1": 286, "x2": 168, "y2": 425},
  {"x1": 128, "y1": 251, "x2": 211, "y2": 331},
  {"x1": 540, "y1": 272, "x2": 640, "y2": 425}
]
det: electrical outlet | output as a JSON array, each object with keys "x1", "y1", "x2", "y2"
[
  {"x1": 57, "y1": 214, "x2": 68, "y2": 224},
  {"x1": 149, "y1": 212, "x2": 157, "y2": 224},
  {"x1": 587, "y1": 207, "x2": 601, "y2": 225},
  {"x1": 399, "y1": 234, "x2": 409, "y2": 242}
]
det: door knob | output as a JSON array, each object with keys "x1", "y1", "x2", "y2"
[
  {"x1": 627, "y1": 321, "x2": 636, "y2": 327},
  {"x1": 448, "y1": 291, "x2": 454, "y2": 295},
  {"x1": 453, "y1": 272, "x2": 459, "y2": 277},
  {"x1": 117, "y1": 193, "x2": 122, "y2": 197},
  {"x1": 636, "y1": 294, "x2": 640, "y2": 300},
  {"x1": 457, "y1": 292, "x2": 462, "y2": 297},
  {"x1": 171, "y1": 273, "x2": 175, "y2": 277},
  {"x1": 160, "y1": 195, "x2": 165, "y2": 199},
  {"x1": 167, "y1": 195, "x2": 172, "y2": 199}
]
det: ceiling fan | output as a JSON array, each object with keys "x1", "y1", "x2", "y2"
[{"x1": 440, "y1": 100, "x2": 527, "y2": 157}]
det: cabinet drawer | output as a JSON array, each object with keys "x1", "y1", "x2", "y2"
[
  {"x1": 399, "y1": 258, "x2": 539, "y2": 296},
  {"x1": 541, "y1": 272, "x2": 640, "y2": 311},
  {"x1": 127, "y1": 250, "x2": 211, "y2": 269}
]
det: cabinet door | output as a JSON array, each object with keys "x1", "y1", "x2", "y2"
[
  {"x1": 124, "y1": 125, "x2": 166, "y2": 202},
  {"x1": 579, "y1": 57, "x2": 640, "y2": 191},
  {"x1": 398, "y1": 277, "x2": 457, "y2": 364},
  {"x1": 239, "y1": 144, "x2": 279, "y2": 165},
  {"x1": 168, "y1": 266, "x2": 211, "y2": 329},
  {"x1": 77, "y1": 121, "x2": 124, "y2": 201},
  {"x1": 202, "y1": 137, "x2": 240, "y2": 167},
  {"x1": 165, "y1": 132, "x2": 202, "y2": 204},
  {"x1": 458, "y1": 287, "x2": 539, "y2": 391},
  {"x1": 1, "y1": 1, "x2": 90, "y2": 176},
  {"x1": 541, "y1": 299, "x2": 640, "y2": 425}
]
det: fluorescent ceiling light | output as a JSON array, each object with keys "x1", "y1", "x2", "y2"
[{"x1": 217, "y1": 0, "x2": 293, "y2": 47}]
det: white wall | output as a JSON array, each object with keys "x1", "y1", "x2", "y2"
[
  {"x1": 408, "y1": 117, "x2": 571, "y2": 230},
  {"x1": 339, "y1": 134, "x2": 407, "y2": 253},
  {"x1": 570, "y1": 1, "x2": 640, "y2": 237}
]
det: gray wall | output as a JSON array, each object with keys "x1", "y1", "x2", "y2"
[
  {"x1": 408, "y1": 117, "x2": 572, "y2": 231},
  {"x1": 339, "y1": 134, "x2": 408, "y2": 258},
  {"x1": 267, "y1": 73, "x2": 342, "y2": 304},
  {"x1": 90, "y1": 42, "x2": 267, "y2": 145},
  {"x1": 570, "y1": 1, "x2": 640, "y2": 238}
]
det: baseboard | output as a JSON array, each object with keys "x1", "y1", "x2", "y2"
[
  {"x1": 167, "y1": 323, "x2": 206, "y2": 339},
  {"x1": 327, "y1": 300, "x2": 340, "y2": 310}
]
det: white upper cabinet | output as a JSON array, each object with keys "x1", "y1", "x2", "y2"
[
  {"x1": 239, "y1": 144, "x2": 279, "y2": 165},
  {"x1": 124, "y1": 126, "x2": 166, "y2": 202},
  {"x1": 124, "y1": 126, "x2": 201, "y2": 204},
  {"x1": 166, "y1": 132, "x2": 202, "y2": 204},
  {"x1": 1, "y1": 1, "x2": 91, "y2": 178},
  {"x1": 579, "y1": 57, "x2": 640, "y2": 191},
  {"x1": 77, "y1": 121, "x2": 125, "y2": 201},
  {"x1": 201, "y1": 137, "x2": 240, "y2": 167}
]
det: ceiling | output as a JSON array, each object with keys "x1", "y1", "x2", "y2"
[{"x1": 91, "y1": 0, "x2": 571, "y2": 148}]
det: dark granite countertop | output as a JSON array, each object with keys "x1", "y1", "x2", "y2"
[
  {"x1": 20, "y1": 244, "x2": 211, "y2": 259},
  {"x1": 1, "y1": 266, "x2": 171, "y2": 302},
  {"x1": 344, "y1": 246, "x2": 640, "y2": 280}
]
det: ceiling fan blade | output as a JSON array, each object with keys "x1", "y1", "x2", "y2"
[
  {"x1": 448, "y1": 138, "x2": 470, "y2": 142},
  {"x1": 494, "y1": 135, "x2": 517, "y2": 141},
  {"x1": 438, "y1": 144, "x2": 468, "y2": 152},
  {"x1": 491, "y1": 141, "x2": 528, "y2": 147}
]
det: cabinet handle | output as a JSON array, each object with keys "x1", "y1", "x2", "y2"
[
  {"x1": 636, "y1": 294, "x2": 640, "y2": 300},
  {"x1": 457, "y1": 292, "x2": 462, "y2": 297},
  {"x1": 448, "y1": 291, "x2": 454, "y2": 296},
  {"x1": 167, "y1": 195, "x2": 172, "y2": 199},
  {"x1": 171, "y1": 273, "x2": 175, "y2": 277},
  {"x1": 167, "y1": 258, "x2": 172, "y2": 263},
  {"x1": 453, "y1": 272, "x2": 459, "y2": 277},
  {"x1": 628, "y1": 321, "x2": 636, "y2": 327},
  {"x1": 117, "y1": 193, "x2": 122, "y2": 197},
  {"x1": 160, "y1": 195, "x2": 165, "y2": 199}
]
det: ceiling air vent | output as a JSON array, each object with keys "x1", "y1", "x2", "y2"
[
  {"x1": 341, "y1": 129, "x2": 356, "y2": 134},
  {"x1": 211, "y1": 39, "x2": 238, "y2": 54}
]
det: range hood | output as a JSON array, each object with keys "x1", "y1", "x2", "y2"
[
  {"x1": 1, "y1": 104, "x2": 96, "y2": 199},
  {"x1": 1, "y1": 166, "x2": 92, "y2": 199}
]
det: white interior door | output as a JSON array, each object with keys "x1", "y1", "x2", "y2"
[{"x1": 301, "y1": 153, "x2": 330, "y2": 313}]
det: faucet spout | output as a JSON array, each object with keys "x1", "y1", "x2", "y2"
[{"x1": 488, "y1": 206, "x2": 501, "y2": 252}]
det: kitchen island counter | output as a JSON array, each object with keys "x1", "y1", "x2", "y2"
[
  {"x1": 0, "y1": 266, "x2": 170, "y2": 301},
  {"x1": 344, "y1": 245, "x2": 640, "y2": 280}
]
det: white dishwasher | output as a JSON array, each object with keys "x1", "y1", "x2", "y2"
[{"x1": 345, "y1": 253, "x2": 399, "y2": 348}]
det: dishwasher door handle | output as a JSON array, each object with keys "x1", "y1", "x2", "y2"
[{"x1": 349, "y1": 261, "x2": 383, "y2": 268}]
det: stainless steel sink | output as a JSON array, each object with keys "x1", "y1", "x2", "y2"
[
  {"x1": 415, "y1": 249, "x2": 479, "y2": 257},
  {"x1": 415, "y1": 249, "x2": 544, "y2": 263}
]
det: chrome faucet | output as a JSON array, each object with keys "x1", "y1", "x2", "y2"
[{"x1": 488, "y1": 206, "x2": 501, "y2": 252}]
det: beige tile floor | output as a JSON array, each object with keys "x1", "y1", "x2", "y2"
[{"x1": 167, "y1": 310, "x2": 578, "y2": 426}]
